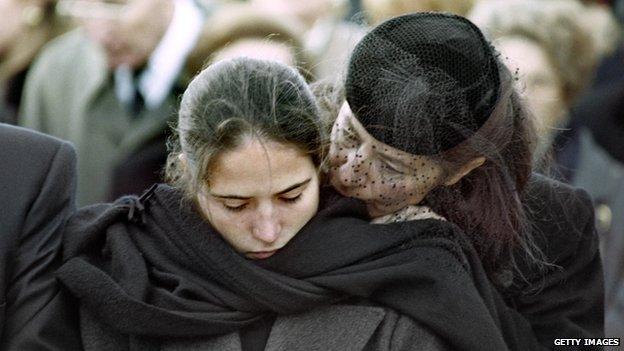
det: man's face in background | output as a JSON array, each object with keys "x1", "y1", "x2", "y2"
[{"x1": 59, "y1": 0, "x2": 174, "y2": 68}]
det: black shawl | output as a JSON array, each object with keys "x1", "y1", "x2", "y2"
[{"x1": 57, "y1": 184, "x2": 540, "y2": 350}]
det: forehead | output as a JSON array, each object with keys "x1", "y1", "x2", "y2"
[
  {"x1": 208, "y1": 139, "x2": 313, "y2": 195},
  {"x1": 334, "y1": 105, "x2": 437, "y2": 163}
]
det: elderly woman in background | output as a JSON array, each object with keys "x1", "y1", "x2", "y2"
[{"x1": 468, "y1": 0, "x2": 607, "y2": 162}]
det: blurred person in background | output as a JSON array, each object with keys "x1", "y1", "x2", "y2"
[
  {"x1": 0, "y1": 124, "x2": 80, "y2": 350},
  {"x1": 250, "y1": 0, "x2": 367, "y2": 82},
  {"x1": 19, "y1": 0, "x2": 209, "y2": 206},
  {"x1": 0, "y1": 0, "x2": 71, "y2": 124},
  {"x1": 469, "y1": 0, "x2": 605, "y2": 164},
  {"x1": 186, "y1": 3, "x2": 314, "y2": 78},
  {"x1": 552, "y1": 0, "x2": 624, "y2": 338},
  {"x1": 361, "y1": 0, "x2": 474, "y2": 26}
]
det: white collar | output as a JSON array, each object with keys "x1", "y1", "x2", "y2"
[{"x1": 115, "y1": 0, "x2": 205, "y2": 110}]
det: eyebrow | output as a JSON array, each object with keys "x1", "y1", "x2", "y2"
[{"x1": 210, "y1": 178, "x2": 312, "y2": 199}]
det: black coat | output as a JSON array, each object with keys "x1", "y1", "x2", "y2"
[
  {"x1": 0, "y1": 124, "x2": 81, "y2": 349},
  {"x1": 56, "y1": 174, "x2": 602, "y2": 350},
  {"x1": 506, "y1": 174, "x2": 604, "y2": 344},
  {"x1": 553, "y1": 66, "x2": 624, "y2": 338},
  {"x1": 58, "y1": 185, "x2": 536, "y2": 351}
]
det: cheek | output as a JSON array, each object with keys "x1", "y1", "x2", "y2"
[
  {"x1": 202, "y1": 202, "x2": 249, "y2": 245},
  {"x1": 375, "y1": 173, "x2": 439, "y2": 206},
  {"x1": 404, "y1": 174, "x2": 441, "y2": 200},
  {"x1": 373, "y1": 178, "x2": 414, "y2": 203},
  {"x1": 282, "y1": 190, "x2": 319, "y2": 230}
]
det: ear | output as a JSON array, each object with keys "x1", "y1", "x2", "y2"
[{"x1": 443, "y1": 157, "x2": 486, "y2": 186}]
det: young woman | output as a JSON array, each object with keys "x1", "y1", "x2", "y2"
[
  {"x1": 55, "y1": 58, "x2": 485, "y2": 350},
  {"x1": 327, "y1": 12, "x2": 603, "y2": 348}
]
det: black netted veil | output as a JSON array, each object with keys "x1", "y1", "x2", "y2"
[{"x1": 345, "y1": 12, "x2": 500, "y2": 155}]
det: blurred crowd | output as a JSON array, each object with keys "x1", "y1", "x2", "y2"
[{"x1": 1, "y1": 0, "x2": 623, "y2": 339}]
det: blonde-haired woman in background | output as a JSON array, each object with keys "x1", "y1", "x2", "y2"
[{"x1": 469, "y1": 0, "x2": 609, "y2": 162}]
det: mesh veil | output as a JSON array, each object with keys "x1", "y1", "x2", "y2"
[{"x1": 345, "y1": 12, "x2": 500, "y2": 155}]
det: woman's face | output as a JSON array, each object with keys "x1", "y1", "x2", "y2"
[
  {"x1": 328, "y1": 103, "x2": 448, "y2": 217},
  {"x1": 196, "y1": 138, "x2": 319, "y2": 260}
]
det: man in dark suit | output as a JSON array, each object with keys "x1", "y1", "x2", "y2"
[{"x1": 0, "y1": 124, "x2": 81, "y2": 349}]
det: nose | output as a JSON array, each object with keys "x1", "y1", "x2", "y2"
[{"x1": 250, "y1": 204, "x2": 281, "y2": 244}]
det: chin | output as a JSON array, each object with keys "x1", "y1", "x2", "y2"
[
  {"x1": 367, "y1": 201, "x2": 412, "y2": 218},
  {"x1": 366, "y1": 202, "x2": 394, "y2": 218}
]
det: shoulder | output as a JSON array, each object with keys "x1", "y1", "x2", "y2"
[
  {"x1": 520, "y1": 173, "x2": 597, "y2": 270},
  {"x1": 62, "y1": 199, "x2": 131, "y2": 261},
  {"x1": 0, "y1": 124, "x2": 73, "y2": 151},
  {"x1": 0, "y1": 125, "x2": 75, "y2": 191},
  {"x1": 33, "y1": 29, "x2": 97, "y2": 66},
  {"x1": 26, "y1": 29, "x2": 105, "y2": 89},
  {"x1": 62, "y1": 184, "x2": 182, "y2": 259},
  {"x1": 523, "y1": 173, "x2": 593, "y2": 239}
]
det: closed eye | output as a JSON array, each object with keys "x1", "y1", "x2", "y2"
[
  {"x1": 383, "y1": 161, "x2": 404, "y2": 175},
  {"x1": 280, "y1": 193, "x2": 302, "y2": 204},
  {"x1": 222, "y1": 199, "x2": 249, "y2": 212},
  {"x1": 223, "y1": 203, "x2": 248, "y2": 212}
]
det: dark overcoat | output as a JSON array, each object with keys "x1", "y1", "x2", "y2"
[{"x1": 0, "y1": 124, "x2": 81, "y2": 349}]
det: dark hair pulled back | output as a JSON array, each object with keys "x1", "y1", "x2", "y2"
[{"x1": 166, "y1": 57, "x2": 325, "y2": 199}]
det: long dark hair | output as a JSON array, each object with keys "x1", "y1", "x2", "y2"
[{"x1": 423, "y1": 62, "x2": 547, "y2": 282}]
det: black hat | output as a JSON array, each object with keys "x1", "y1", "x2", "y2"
[{"x1": 345, "y1": 12, "x2": 500, "y2": 155}]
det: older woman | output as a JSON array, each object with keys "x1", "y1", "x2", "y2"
[{"x1": 327, "y1": 12, "x2": 603, "y2": 349}]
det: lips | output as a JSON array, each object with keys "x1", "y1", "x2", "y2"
[{"x1": 246, "y1": 250, "x2": 278, "y2": 260}]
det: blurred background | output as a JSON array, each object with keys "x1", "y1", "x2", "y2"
[{"x1": 1, "y1": 0, "x2": 623, "y2": 338}]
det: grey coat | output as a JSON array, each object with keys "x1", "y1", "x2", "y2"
[
  {"x1": 0, "y1": 124, "x2": 81, "y2": 349},
  {"x1": 79, "y1": 303, "x2": 449, "y2": 351},
  {"x1": 19, "y1": 30, "x2": 177, "y2": 206}
]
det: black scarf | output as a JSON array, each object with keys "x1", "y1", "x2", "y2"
[{"x1": 57, "y1": 185, "x2": 540, "y2": 351}]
